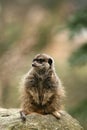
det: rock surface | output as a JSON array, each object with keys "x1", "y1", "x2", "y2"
[{"x1": 0, "y1": 108, "x2": 84, "y2": 130}]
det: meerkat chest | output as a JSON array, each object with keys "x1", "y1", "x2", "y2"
[
  {"x1": 30, "y1": 74, "x2": 53, "y2": 90},
  {"x1": 37, "y1": 76, "x2": 52, "y2": 90}
]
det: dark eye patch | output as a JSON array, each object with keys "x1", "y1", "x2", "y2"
[
  {"x1": 33, "y1": 58, "x2": 45, "y2": 63},
  {"x1": 38, "y1": 58, "x2": 45, "y2": 63}
]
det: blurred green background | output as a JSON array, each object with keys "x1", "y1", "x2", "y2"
[{"x1": 0, "y1": 0, "x2": 87, "y2": 129}]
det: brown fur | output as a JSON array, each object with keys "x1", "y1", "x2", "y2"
[{"x1": 20, "y1": 54, "x2": 65, "y2": 120}]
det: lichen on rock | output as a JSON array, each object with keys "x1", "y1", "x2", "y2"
[{"x1": 0, "y1": 108, "x2": 84, "y2": 130}]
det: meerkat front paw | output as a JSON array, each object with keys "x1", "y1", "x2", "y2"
[{"x1": 52, "y1": 110, "x2": 64, "y2": 119}]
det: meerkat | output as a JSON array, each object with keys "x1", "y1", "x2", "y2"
[{"x1": 20, "y1": 54, "x2": 65, "y2": 121}]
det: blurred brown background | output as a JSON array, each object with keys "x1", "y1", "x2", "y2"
[{"x1": 0, "y1": 0, "x2": 87, "y2": 129}]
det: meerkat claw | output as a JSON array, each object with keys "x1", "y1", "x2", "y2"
[{"x1": 20, "y1": 111, "x2": 26, "y2": 122}]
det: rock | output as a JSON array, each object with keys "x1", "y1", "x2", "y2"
[{"x1": 0, "y1": 108, "x2": 84, "y2": 130}]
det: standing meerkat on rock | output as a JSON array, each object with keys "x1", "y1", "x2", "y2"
[{"x1": 20, "y1": 54, "x2": 65, "y2": 121}]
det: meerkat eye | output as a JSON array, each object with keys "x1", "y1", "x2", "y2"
[{"x1": 38, "y1": 59, "x2": 45, "y2": 63}]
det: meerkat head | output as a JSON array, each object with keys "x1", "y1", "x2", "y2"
[{"x1": 32, "y1": 54, "x2": 54, "y2": 72}]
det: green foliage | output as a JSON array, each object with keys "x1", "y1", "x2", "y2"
[
  {"x1": 69, "y1": 100, "x2": 87, "y2": 119},
  {"x1": 0, "y1": 23, "x2": 22, "y2": 56},
  {"x1": 40, "y1": 0, "x2": 62, "y2": 10},
  {"x1": 31, "y1": 0, "x2": 64, "y2": 10},
  {"x1": 69, "y1": 44, "x2": 87, "y2": 66},
  {"x1": 33, "y1": 25, "x2": 51, "y2": 51},
  {"x1": 69, "y1": 100, "x2": 87, "y2": 130},
  {"x1": 67, "y1": 9, "x2": 87, "y2": 36}
]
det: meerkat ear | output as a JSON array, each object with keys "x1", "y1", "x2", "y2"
[{"x1": 48, "y1": 58, "x2": 53, "y2": 66}]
